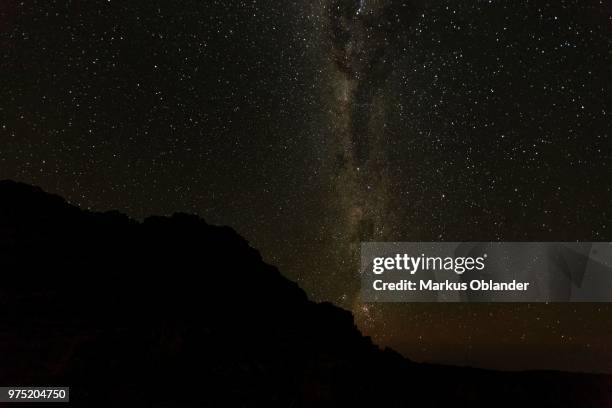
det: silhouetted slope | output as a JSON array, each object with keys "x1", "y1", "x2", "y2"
[{"x1": 0, "y1": 180, "x2": 609, "y2": 407}]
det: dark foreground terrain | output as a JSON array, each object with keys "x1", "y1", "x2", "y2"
[{"x1": 0, "y1": 180, "x2": 610, "y2": 407}]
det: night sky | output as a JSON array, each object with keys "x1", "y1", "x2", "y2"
[{"x1": 1, "y1": 0, "x2": 610, "y2": 373}]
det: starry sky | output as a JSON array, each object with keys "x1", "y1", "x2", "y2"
[{"x1": 1, "y1": 0, "x2": 610, "y2": 373}]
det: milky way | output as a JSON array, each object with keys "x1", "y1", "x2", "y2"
[
  {"x1": 318, "y1": 0, "x2": 419, "y2": 327},
  {"x1": 325, "y1": 0, "x2": 417, "y2": 245}
]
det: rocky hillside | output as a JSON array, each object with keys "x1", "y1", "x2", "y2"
[{"x1": 0, "y1": 180, "x2": 609, "y2": 407}]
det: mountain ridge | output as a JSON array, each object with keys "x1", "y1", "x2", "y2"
[{"x1": 0, "y1": 179, "x2": 609, "y2": 407}]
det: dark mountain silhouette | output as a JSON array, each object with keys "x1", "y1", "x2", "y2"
[{"x1": 0, "y1": 180, "x2": 609, "y2": 407}]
